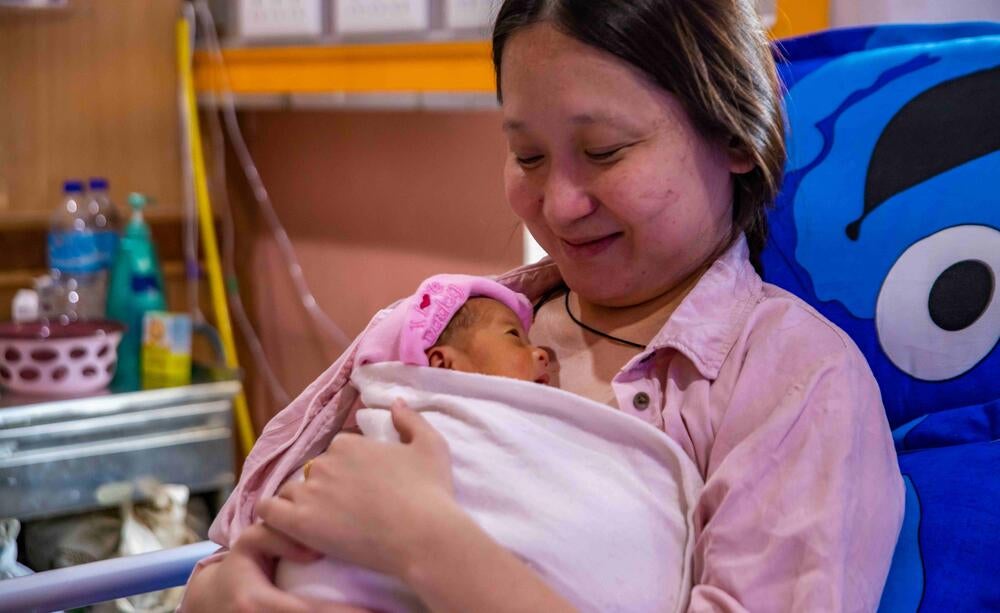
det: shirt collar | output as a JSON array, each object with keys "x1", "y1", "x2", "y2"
[
  {"x1": 495, "y1": 234, "x2": 763, "y2": 381},
  {"x1": 647, "y1": 235, "x2": 763, "y2": 379},
  {"x1": 494, "y1": 257, "x2": 563, "y2": 300}
]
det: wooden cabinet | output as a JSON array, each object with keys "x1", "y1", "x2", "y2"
[
  {"x1": 0, "y1": 0, "x2": 187, "y2": 321},
  {"x1": 0, "y1": 0, "x2": 184, "y2": 217}
]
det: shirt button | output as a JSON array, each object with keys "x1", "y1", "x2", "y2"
[{"x1": 632, "y1": 392, "x2": 651, "y2": 411}]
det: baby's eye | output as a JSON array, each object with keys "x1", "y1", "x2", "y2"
[{"x1": 507, "y1": 329, "x2": 522, "y2": 339}]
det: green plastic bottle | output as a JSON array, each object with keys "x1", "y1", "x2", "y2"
[{"x1": 106, "y1": 193, "x2": 167, "y2": 391}]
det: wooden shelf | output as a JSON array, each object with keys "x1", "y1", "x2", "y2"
[
  {"x1": 0, "y1": 209, "x2": 188, "y2": 232},
  {"x1": 0, "y1": 211, "x2": 195, "y2": 274},
  {"x1": 193, "y1": 40, "x2": 495, "y2": 96}
]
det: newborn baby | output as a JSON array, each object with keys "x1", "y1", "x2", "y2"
[
  {"x1": 424, "y1": 295, "x2": 550, "y2": 384},
  {"x1": 321, "y1": 275, "x2": 550, "y2": 440}
]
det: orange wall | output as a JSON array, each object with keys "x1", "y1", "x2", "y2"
[
  {"x1": 230, "y1": 110, "x2": 521, "y2": 423},
  {"x1": 772, "y1": 0, "x2": 831, "y2": 39}
]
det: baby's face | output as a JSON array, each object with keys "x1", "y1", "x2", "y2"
[{"x1": 429, "y1": 298, "x2": 550, "y2": 384}]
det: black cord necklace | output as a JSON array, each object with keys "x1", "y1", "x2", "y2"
[{"x1": 564, "y1": 291, "x2": 648, "y2": 350}]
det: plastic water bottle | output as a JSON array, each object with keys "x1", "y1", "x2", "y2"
[
  {"x1": 86, "y1": 177, "x2": 121, "y2": 273},
  {"x1": 48, "y1": 180, "x2": 107, "y2": 321}
]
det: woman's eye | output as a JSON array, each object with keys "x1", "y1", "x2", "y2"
[
  {"x1": 515, "y1": 154, "x2": 544, "y2": 167},
  {"x1": 585, "y1": 146, "x2": 626, "y2": 162}
]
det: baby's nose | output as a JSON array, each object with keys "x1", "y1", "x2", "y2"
[{"x1": 533, "y1": 347, "x2": 550, "y2": 368}]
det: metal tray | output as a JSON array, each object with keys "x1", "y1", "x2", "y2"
[{"x1": 0, "y1": 381, "x2": 240, "y2": 520}]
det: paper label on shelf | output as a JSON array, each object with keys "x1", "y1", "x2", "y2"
[
  {"x1": 336, "y1": 0, "x2": 429, "y2": 34},
  {"x1": 238, "y1": 0, "x2": 324, "y2": 39},
  {"x1": 445, "y1": 0, "x2": 497, "y2": 29}
]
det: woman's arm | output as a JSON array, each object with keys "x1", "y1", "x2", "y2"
[
  {"x1": 686, "y1": 338, "x2": 904, "y2": 612},
  {"x1": 257, "y1": 400, "x2": 577, "y2": 613}
]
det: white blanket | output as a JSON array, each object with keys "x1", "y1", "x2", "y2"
[{"x1": 275, "y1": 363, "x2": 703, "y2": 612}]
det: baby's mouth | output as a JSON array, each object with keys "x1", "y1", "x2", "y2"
[{"x1": 535, "y1": 373, "x2": 551, "y2": 385}]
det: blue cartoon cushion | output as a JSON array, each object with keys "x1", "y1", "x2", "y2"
[{"x1": 762, "y1": 23, "x2": 1000, "y2": 612}]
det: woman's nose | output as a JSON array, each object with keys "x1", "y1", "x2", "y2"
[{"x1": 542, "y1": 167, "x2": 596, "y2": 225}]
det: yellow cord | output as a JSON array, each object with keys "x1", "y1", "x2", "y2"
[{"x1": 177, "y1": 17, "x2": 256, "y2": 457}]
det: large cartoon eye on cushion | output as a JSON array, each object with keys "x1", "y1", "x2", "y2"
[{"x1": 876, "y1": 225, "x2": 1000, "y2": 381}]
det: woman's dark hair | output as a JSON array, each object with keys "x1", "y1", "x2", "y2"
[{"x1": 492, "y1": 0, "x2": 786, "y2": 271}]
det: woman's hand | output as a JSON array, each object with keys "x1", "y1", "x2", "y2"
[
  {"x1": 257, "y1": 399, "x2": 459, "y2": 579},
  {"x1": 183, "y1": 523, "x2": 308, "y2": 612},
  {"x1": 184, "y1": 523, "x2": 375, "y2": 612}
]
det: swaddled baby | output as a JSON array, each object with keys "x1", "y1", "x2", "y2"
[
  {"x1": 301, "y1": 284, "x2": 552, "y2": 485},
  {"x1": 274, "y1": 274, "x2": 702, "y2": 613}
]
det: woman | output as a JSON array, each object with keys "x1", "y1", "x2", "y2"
[{"x1": 184, "y1": 1, "x2": 903, "y2": 611}]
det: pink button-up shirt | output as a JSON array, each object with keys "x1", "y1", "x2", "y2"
[{"x1": 195, "y1": 236, "x2": 904, "y2": 612}]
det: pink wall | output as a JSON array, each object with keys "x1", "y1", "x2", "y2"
[{"x1": 232, "y1": 110, "x2": 522, "y2": 424}]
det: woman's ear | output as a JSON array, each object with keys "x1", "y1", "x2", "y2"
[
  {"x1": 727, "y1": 139, "x2": 755, "y2": 174},
  {"x1": 427, "y1": 346, "x2": 453, "y2": 369}
]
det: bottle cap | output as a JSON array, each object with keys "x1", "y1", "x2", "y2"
[
  {"x1": 63, "y1": 180, "x2": 84, "y2": 193},
  {"x1": 88, "y1": 177, "x2": 109, "y2": 190},
  {"x1": 12, "y1": 289, "x2": 40, "y2": 323},
  {"x1": 127, "y1": 192, "x2": 151, "y2": 211}
]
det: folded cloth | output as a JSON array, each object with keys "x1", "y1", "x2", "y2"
[{"x1": 275, "y1": 362, "x2": 704, "y2": 613}]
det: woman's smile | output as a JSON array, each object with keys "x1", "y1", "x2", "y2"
[{"x1": 559, "y1": 232, "x2": 624, "y2": 259}]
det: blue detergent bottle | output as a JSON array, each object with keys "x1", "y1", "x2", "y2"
[{"x1": 106, "y1": 193, "x2": 167, "y2": 390}]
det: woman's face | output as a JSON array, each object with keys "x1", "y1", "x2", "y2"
[{"x1": 500, "y1": 23, "x2": 749, "y2": 307}]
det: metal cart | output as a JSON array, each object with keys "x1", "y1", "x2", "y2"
[{"x1": 0, "y1": 380, "x2": 240, "y2": 610}]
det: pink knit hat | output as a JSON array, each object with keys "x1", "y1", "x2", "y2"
[{"x1": 355, "y1": 274, "x2": 534, "y2": 367}]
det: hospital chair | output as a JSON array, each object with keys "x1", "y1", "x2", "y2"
[
  {"x1": 2, "y1": 22, "x2": 998, "y2": 612},
  {"x1": 763, "y1": 22, "x2": 1000, "y2": 612}
]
